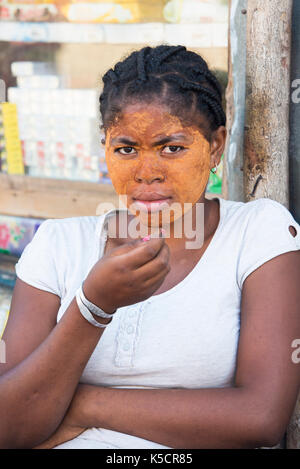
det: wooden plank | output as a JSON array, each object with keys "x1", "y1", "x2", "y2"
[
  {"x1": 0, "y1": 173, "x2": 119, "y2": 219},
  {"x1": 0, "y1": 173, "x2": 218, "y2": 219}
]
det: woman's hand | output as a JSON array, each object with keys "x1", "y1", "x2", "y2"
[
  {"x1": 83, "y1": 234, "x2": 170, "y2": 314},
  {"x1": 34, "y1": 385, "x2": 93, "y2": 449}
]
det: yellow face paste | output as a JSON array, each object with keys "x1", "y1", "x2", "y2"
[{"x1": 105, "y1": 102, "x2": 211, "y2": 229}]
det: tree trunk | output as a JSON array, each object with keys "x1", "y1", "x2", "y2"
[{"x1": 243, "y1": 0, "x2": 292, "y2": 207}]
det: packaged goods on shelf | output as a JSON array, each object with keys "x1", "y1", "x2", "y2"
[
  {"x1": 0, "y1": 214, "x2": 42, "y2": 257},
  {"x1": 8, "y1": 76, "x2": 110, "y2": 183},
  {"x1": 0, "y1": 1, "x2": 166, "y2": 23},
  {"x1": 16, "y1": 75, "x2": 62, "y2": 89},
  {"x1": 11, "y1": 61, "x2": 55, "y2": 77},
  {"x1": 0, "y1": 103, "x2": 25, "y2": 175}
]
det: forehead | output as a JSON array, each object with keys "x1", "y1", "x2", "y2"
[{"x1": 106, "y1": 102, "x2": 204, "y2": 139}]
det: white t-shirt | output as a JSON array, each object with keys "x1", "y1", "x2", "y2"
[{"x1": 15, "y1": 197, "x2": 300, "y2": 449}]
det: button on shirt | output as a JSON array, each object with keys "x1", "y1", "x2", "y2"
[{"x1": 15, "y1": 197, "x2": 300, "y2": 448}]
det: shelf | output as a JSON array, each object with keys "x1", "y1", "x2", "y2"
[
  {"x1": 0, "y1": 21, "x2": 227, "y2": 47},
  {"x1": 0, "y1": 173, "x2": 218, "y2": 219},
  {"x1": 0, "y1": 173, "x2": 119, "y2": 219}
]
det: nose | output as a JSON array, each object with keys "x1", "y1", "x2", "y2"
[{"x1": 134, "y1": 154, "x2": 165, "y2": 184}]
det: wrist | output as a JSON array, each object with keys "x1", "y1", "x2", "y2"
[
  {"x1": 83, "y1": 278, "x2": 117, "y2": 315},
  {"x1": 72, "y1": 384, "x2": 99, "y2": 428}
]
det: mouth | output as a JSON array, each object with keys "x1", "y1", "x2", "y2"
[{"x1": 131, "y1": 194, "x2": 172, "y2": 212}]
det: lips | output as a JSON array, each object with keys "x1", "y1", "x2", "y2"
[
  {"x1": 132, "y1": 192, "x2": 172, "y2": 201},
  {"x1": 131, "y1": 192, "x2": 172, "y2": 213}
]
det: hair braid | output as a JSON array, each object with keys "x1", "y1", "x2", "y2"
[
  {"x1": 136, "y1": 46, "x2": 150, "y2": 83},
  {"x1": 100, "y1": 44, "x2": 226, "y2": 139},
  {"x1": 155, "y1": 45, "x2": 186, "y2": 68}
]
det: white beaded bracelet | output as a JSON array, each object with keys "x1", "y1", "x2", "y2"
[
  {"x1": 79, "y1": 283, "x2": 115, "y2": 319},
  {"x1": 75, "y1": 289, "x2": 112, "y2": 328}
]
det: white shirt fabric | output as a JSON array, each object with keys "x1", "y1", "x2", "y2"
[{"x1": 15, "y1": 197, "x2": 300, "y2": 449}]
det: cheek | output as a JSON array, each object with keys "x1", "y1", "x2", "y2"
[
  {"x1": 167, "y1": 148, "x2": 211, "y2": 203},
  {"x1": 105, "y1": 151, "x2": 137, "y2": 193}
]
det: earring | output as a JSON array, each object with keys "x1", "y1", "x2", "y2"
[{"x1": 210, "y1": 166, "x2": 218, "y2": 174}]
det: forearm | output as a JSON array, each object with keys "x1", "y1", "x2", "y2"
[
  {"x1": 0, "y1": 298, "x2": 105, "y2": 449},
  {"x1": 82, "y1": 385, "x2": 275, "y2": 449}
]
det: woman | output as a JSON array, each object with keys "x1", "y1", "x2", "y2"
[{"x1": 0, "y1": 45, "x2": 300, "y2": 449}]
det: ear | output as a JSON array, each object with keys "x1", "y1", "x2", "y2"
[{"x1": 210, "y1": 126, "x2": 227, "y2": 168}]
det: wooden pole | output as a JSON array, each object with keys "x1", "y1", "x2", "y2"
[
  {"x1": 243, "y1": 0, "x2": 293, "y2": 206},
  {"x1": 223, "y1": 0, "x2": 247, "y2": 202},
  {"x1": 243, "y1": 0, "x2": 300, "y2": 448}
]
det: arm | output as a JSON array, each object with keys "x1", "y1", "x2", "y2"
[
  {"x1": 63, "y1": 250, "x2": 300, "y2": 448},
  {"x1": 0, "y1": 235, "x2": 169, "y2": 449},
  {"x1": 0, "y1": 278, "x2": 108, "y2": 449}
]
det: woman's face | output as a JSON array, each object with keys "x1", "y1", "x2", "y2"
[{"x1": 105, "y1": 101, "x2": 212, "y2": 227}]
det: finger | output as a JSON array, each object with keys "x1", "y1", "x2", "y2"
[
  {"x1": 113, "y1": 236, "x2": 167, "y2": 270},
  {"x1": 141, "y1": 263, "x2": 170, "y2": 294},
  {"x1": 133, "y1": 244, "x2": 170, "y2": 282},
  {"x1": 107, "y1": 238, "x2": 141, "y2": 258}
]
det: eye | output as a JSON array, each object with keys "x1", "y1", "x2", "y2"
[
  {"x1": 163, "y1": 145, "x2": 185, "y2": 154},
  {"x1": 115, "y1": 147, "x2": 136, "y2": 155}
]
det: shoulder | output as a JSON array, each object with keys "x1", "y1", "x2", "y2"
[
  {"x1": 15, "y1": 214, "x2": 106, "y2": 297},
  {"x1": 231, "y1": 198, "x2": 300, "y2": 290},
  {"x1": 222, "y1": 197, "x2": 299, "y2": 233},
  {"x1": 36, "y1": 215, "x2": 103, "y2": 246}
]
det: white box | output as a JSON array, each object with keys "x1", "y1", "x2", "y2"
[
  {"x1": 11, "y1": 61, "x2": 54, "y2": 77},
  {"x1": 16, "y1": 75, "x2": 61, "y2": 89}
]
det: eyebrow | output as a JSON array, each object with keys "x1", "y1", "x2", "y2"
[{"x1": 110, "y1": 133, "x2": 191, "y2": 147}]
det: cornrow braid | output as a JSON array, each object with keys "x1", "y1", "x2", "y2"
[
  {"x1": 162, "y1": 74, "x2": 226, "y2": 128},
  {"x1": 154, "y1": 45, "x2": 186, "y2": 68},
  {"x1": 100, "y1": 45, "x2": 226, "y2": 140},
  {"x1": 136, "y1": 46, "x2": 151, "y2": 83}
]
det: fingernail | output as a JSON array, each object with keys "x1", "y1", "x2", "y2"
[
  {"x1": 160, "y1": 228, "x2": 166, "y2": 238},
  {"x1": 142, "y1": 235, "x2": 151, "y2": 242}
]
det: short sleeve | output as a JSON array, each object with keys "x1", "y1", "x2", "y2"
[
  {"x1": 15, "y1": 219, "x2": 61, "y2": 297},
  {"x1": 237, "y1": 198, "x2": 300, "y2": 290}
]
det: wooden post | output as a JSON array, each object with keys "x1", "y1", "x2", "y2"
[
  {"x1": 243, "y1": 0, "x2": 300, "y2": 449},
  {"x1": 223, "y1": 0, "x2": 247, "y2": 202},
  {"x1": 243, "y1": 0, "x2": 293, "y2": 207}
]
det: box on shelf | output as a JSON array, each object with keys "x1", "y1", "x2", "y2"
[
  {"x1": 11, "y1": 61, "x2": 55, "y2": 77},
  {"x1": 16, "y1": 75, "x2": 62, "y2": 89},
  {"x1": 0, "y1": 103, "x2": 25, "y2": 175},
  {"x1": 0, "y1": 215, "x2": 42, "y2": 257},
  {"x1": 7, "y1": 63, "x2": 110, "y2": 183}
]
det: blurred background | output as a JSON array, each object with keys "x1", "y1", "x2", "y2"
[{"x1": 0, "y1": 0, "x2": 229, "y2": 334}]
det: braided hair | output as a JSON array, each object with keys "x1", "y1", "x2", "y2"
[{"x1": 99, "y1": 45, "x2": 226, "y2": 141}]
